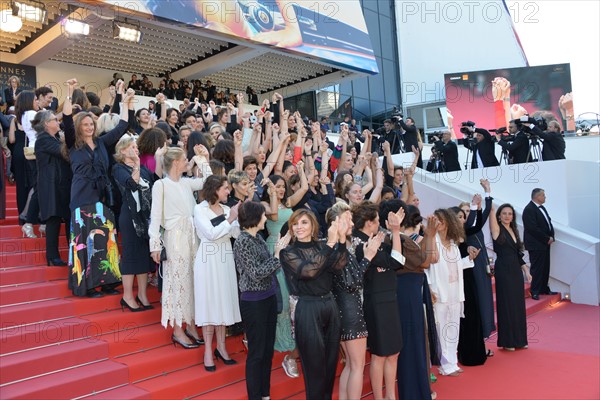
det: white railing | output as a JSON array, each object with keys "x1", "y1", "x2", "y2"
[{"x1": 390, "y1": 157, "x2": 600, "y2": 306}]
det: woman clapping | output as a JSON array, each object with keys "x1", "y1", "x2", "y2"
[{"x1": 279, "y1": 209, "x2": 349, "y2": 400}]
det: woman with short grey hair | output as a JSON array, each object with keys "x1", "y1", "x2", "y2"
[{"x1": 32, "y1": 106, "x2": 73, "y2": 266}]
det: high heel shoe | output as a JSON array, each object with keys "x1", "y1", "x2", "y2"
[
  {"x1": 184, "y1": 329, "x2": 205, "y2": 345},
  {"x1": 120, "y1": 298, "x2": 144, "y2": 312},
  {"x1": 172, "y1": 335, "x2": 199, "y2": 349},
  {"x1": 214, "y1": 349, "x2": 237, "y2": 365},
  {"x1": 47, "y1": 258, "x2": 67, "y2": 266},
  {"x1": 39, "y1": 224, "x2": 46, "y2": 237},
  {"x1": 135, "y1": 296, "x2": 154, "y2": 310},
  {"x1": 204, "y1": 362, "x2": 216, "y2": 372},
  {"x1": 21, "y1": 224, "x2": 37, "y2": 238}
]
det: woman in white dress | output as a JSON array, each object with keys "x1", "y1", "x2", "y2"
[
  {"x1": 149, "y1": 146, "x2": 211, "y2": 349},
  {"x1": 194, "y1": 175, "x2": 242, "y2": 372}
]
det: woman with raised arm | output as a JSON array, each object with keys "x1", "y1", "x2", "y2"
[
  {"x1": 149, "y1": 146, "x2": 211, "y2": 349},
  {"x1": 328, "y1": 202, "x2": 383, "y2": 400},
  {"x1": 261, "y1": 159, "x2": 307, "y2": 379},
  {"x1": 378, "y1": 201, "x2": 439, "y2": 400},
  {"x1": 194, "y1": 175, "x2": 242, "y2": 371},
  {"x1": 280, "y1": 209, "x2": 349, "y2": 400},
  {"x1": 67, "y1": 82, "x2": 132, "y2": 298},
  {"x1": 425, "y1": 209, "x2": 479, "y2": 377},
  {"x1": 489, "y1": 203, "x2": 530, "y2": 351},
  {"x1": 351, "y1": 201, "x2": 405, "y2": 400},
  {"x1": 456, "y1": 179, "x2": 496, "y2": 362}
]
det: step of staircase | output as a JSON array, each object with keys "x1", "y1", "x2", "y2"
[
  {"x1": 116, "y1": 335, "x2": 247, "y2": 383},
  {"x1": 0, "y1": 225, "x2": 65, "y2": 239},
  {"x1": 82, "y1": 384, "x2": 150, "y2": 399},
  {"x1": 0, "y1": 237, "x2": 68, "y2": 254},
  {"x1": 0, "y1": 265, "x2": 67, "y2": 286},
  {"x1": 0, "y1": 339, "x2": 109, "y2": 385},
  {"x1": 0, "y1": 317, "x2": 92, "y2": 355},
  {"x1": 0, "y1": 360, "x2": 130, "y2": 399},
  {"x1": 1, "y1": 249, "x2": 69, "y2": 268},
  {"x1": 0, "y1": 281, "x2": 71, "y2": 306}
]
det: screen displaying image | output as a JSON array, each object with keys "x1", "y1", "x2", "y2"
[
  {"x1": 102, "y1": 0, "x2": 379, "y2": 74},
  {"x1": 444, "y1": 63, "x2": 572, "y2": 138}
]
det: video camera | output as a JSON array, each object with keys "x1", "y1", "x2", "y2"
[
  {"x1": 460, "y1": 121, "x2": 476, "y2": 135},
  {"x1": 514, "y1": 115, "x2": 548, "y2": 133},
  {"x1": 390, "y1": 106, "x2": 403, "y2": 123}
]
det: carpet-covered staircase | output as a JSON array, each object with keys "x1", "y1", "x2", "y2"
[{"x1": 0, "y1": 182, "x2": 560, "y2": 399}]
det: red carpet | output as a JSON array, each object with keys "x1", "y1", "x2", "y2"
[
  {"x1": 430, "y1": 302, "x2": 600, "y2": 400},
  {"x1": 1, "y1": 181, "x2": 599, "y2": 399}
]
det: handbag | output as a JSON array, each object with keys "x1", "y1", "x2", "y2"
[
  {"x1": 474, "y1": 235, "x2": 494, "y2": 276},
  {"x1": 24, "y1": 146, "x2": 36, "y2": 160},
  {"x1": 23, "y1": 129, "x2": 36, "y2": 160}
]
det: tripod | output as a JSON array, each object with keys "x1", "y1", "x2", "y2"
[
  {"x1": 464, "y1": 147, "x2": 472, "y2": 170},
  {"x1": 526, "y1": 136, "x2": 543, "y2": 162},
  {"x1": 499, "y1": 148, "x2": 510, "y2": 165}
]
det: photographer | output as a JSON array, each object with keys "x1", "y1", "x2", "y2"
[
  {"x1": 496, "y1": 120, "x2": 531, "y2": 164},
  {"x1": 528, "y1": 120, "x2": 566, "y2": 161},
  {"x1": 376, "y1": 119, "x2": 402, "y2": 155},
  {"x1": 398, "y1": 116, "x2": 423, "y2": 168},
  {"x1": 431, "y1": 130, "x2": 461, "y2": 172},
  {"x1": 426, "y1": 146, "x2": 443, "y2": 173},
  {"x1": 462, "y1": 122, "x2": 499, "y2": 168}
]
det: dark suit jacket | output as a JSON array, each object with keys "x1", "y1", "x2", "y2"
[
  {"x1": 497, "y1": 131, "x2": 531, "y2": 164},
  {"x1": 399, "y1": 120, "x2": 419, "y2": 153},
  {"x1": 522, "y1": 201, "x2": 554, "y2": 251},
  {"x1": 434, "y1": 139, "x2": 461, "y2": 172},
  {"x1": 35, "y1": 132, "x2": 73, "y2": 221},
  {"x1": 532, "y1": 126, "x2": 566, "y2": 160},
  {"x1": 465, "y1": 128, "x2": 499, "y2": 168},
  {"x1": 3, "y1": 87, "x2": 22, "y2": 108}
]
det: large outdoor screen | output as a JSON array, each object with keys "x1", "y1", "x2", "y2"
[
  {"x1": 101, "y1": 0, "x2": 378, "y2": 74},
  {"x1": 444, "y1": 63, "x2": 572, "y2": 138}
]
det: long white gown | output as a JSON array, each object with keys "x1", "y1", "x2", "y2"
[
  {"x1": 193, "y1": 200, "x2": 241, "y2": 326},
  {"x1": 148, "y1": 176, "x2": 207, "y2": 328}
]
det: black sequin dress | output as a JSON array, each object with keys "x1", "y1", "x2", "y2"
[{"x1": 332, "y1": 251, "x2": 370, "y2": 341}]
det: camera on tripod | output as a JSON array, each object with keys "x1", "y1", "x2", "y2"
[
  {"x1": 390, "y1": 106, "x2": 403, "y2": 123},
  {"x1": 460, "y1": 121, "x2": 476, "y2": 135},
  {"x1": 491, "y1": 126, "x2": 514, "y2": 141},
  {"x1": 515, "y1": 115, "x2": 548, "y2": 134}
]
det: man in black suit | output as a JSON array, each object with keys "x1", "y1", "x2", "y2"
[
  {"x1": 432, "y1": 130, "x2": 461, "y2": 172},
  {"x1": 496, "y1": 120, "x2": 531, "y2": 164},
  {"x1": 463, "y1": 126, "x2": 499, "y2": 168},
  {"x1": 522, "y1": 188, "x2": 557, "y2": 300}
]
